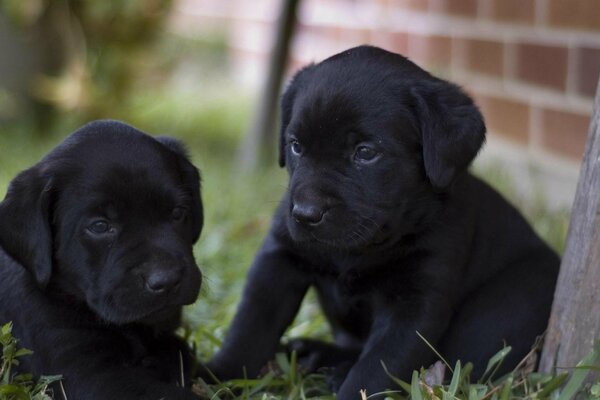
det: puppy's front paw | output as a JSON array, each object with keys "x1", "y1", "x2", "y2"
[
  {"x1": 287, "y1": 338, "x2": 329, "y2": 372},
  {"x1": 286, "y1": 338, "x2": 360, "y2": 375}
]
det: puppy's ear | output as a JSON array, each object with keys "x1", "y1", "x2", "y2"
[
  {"x1": 0, "y1": 167, "x2": 54, "y2": 288},
  {"x1": 156, "y1": 136, "x2": 204, "y2": 242},
  {"x1": 279, "y1": 64, "x2": 315, "y2": 167},
  {"x1": 411, "y1": 81, "x2": 486, "y2": 191}
]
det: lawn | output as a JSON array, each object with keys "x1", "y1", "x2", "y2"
[{"x1": 1, "y1": 83, "x2": 593, "y2": 399}]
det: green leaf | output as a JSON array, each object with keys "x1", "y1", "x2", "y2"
[
  {"x1": 1, "y1": 322, "x2": 13, "y2": 336},
  {"x1": 14, "y1": 348, "x2": 33, "y2": 357},
  {"x1": 590, "y1": 383, "x2": 600, "y2": 398},
  {"x1": 0, "y1": 383, "x2": 30, "y2": 399},
  {"x1": 481, "y1": 346, "x2": 511, "y2": 382}
]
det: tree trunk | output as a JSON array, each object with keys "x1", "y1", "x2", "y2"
[
  {"x1": 539, "y1": 78, "x2": 600, "y2": 376},
  {"x1": 238, "y1": 0, "x2": 301, "y2": 170}
]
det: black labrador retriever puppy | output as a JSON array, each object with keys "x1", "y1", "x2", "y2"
[
  {"x1": 0, "y1": 120, "x2": 202, "y2": 399},
  {"x1": 205, "y1": 46, "x2": 560, "y2": 398}
]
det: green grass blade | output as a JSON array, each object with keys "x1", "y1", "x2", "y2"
[
  {"x1": 448, "y1": 361, "x2": 462, "y2": 397},
  {"x1": 276, "y1": 352, "x2": 291, "y2": 375},
  {"x1": 468, "y1": 385, "x2": 488, "y2": 400},
  {"x1": 289, "y1": 350, "x2": 298, "y2": 385},
  {"x1": 416, "y1": 331, "x2": 453, "y2": 374},
  {"x1": 536, "y1": 373, "x2": 568, "y2": 398},
  {"x1": 498, "y1": 376, "x2": 512, "y2": 400},
  {"x1": 411, "y1": 370, "x2": 423, "y2": 400},
  {"x1": 248, "y1": 372, "x2": 279, "y2": 396},
  {"x1": 381, "y1": 361, "x2": 412, "y2": 393},
  {"x1": 481, "y1": 347, "x2": 511, "y2": 382}
]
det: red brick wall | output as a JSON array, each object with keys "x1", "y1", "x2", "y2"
[{"x1": 172, "y1": 0, "x2": 600, "y2": 165}]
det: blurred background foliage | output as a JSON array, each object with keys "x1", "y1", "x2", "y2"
[
  {"x1": 0, "y1": 0, "x2": 572, "y2": 392},
  {"x1": 0, "y1": 0, "x2": 176, "y2": 124}
]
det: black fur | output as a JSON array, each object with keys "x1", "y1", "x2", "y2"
[
  {"x1": 205, "y1": 46, "x2": 560, "y2": 398},
  {"x1": 0, "y1": 120, "x2": 202, "y2": 399}
]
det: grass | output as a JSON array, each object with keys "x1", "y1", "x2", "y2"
[
  {"x1": 0, "y1": 322, "x2": 60, "y2": 399},
  {"x1": 0, "y1": 83, "x2": 595, "y2": 399}
]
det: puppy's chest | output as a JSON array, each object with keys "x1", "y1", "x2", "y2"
[
  {"x1": 311, "y1": 266, "x2": 377, "y2": 310},
  {"x1": 306, "y1": 256, "x2": 424, "y2": 309}
]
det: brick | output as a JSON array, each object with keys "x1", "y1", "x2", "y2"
[
  {"x1": 516, "y1": 43, "x2": 568, "y2": 90},
  {"x1": 465, "y1": 39, "x2": 504, "y2": 76},
  {"x1": 576, "y1": 47, "x2": 600, "y2": 98},
  {"x1": 547, "y1": 0, "x2": 600, "y2": 31},
  {"x1": 300, "y1": 23, "x2": 341, "y2": 42},
  {"x1": 407, "y1": 34, "x2": 452, "y2": 67},
  {"x1": 438, "y1": 0, "x2": 478, "y2": 17},
  {"x1": 539, "y1": 108, "x2": 590, "y2": 159},
  {"x1": 337, "y1": 27, "x2": 371, "y2": 47},
  {"x1": 370, "y1": 31, "x2": 408, "y2": 55},
  {"x1": 390, "y1": 0, "x2": 430, "y2": 11},
  {"x1": 488, "y1": 0, "x2": 535, "y2": 24},
  {"x1": 477, "y1": 95, "x2": 530, "y2": 144}
]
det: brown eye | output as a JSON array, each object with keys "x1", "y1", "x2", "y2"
[
  {"x1": 172, "y1": 207, "x2": 186, "y2": 221},
  {"x1": 290, "y1": 140, "x2": 303, "y2": 155},
  {"x1": 89, "y1": 220, "x2": 110, "y2": 234},
  {"x1": 354, "y1": 145, "x2": 379, "y2": 163}
]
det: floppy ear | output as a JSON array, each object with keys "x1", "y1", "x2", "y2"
[
  {"x1": 156, "y1": 136, "x2": 204, "y2": 242},
  {"x1": 0, "y1": 167, "x2": 54, "y2": 288},
  {"x1": 411, "y1": 80, "x2": 486, "y2": 191},
  {"x1": 279, "y1": 64, "x2": 315, "y2": 167}
]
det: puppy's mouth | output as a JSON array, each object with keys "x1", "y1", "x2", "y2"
[
  {"x1": 90, "y1": 286, "x2": 200, "y2": 325},
  {"x1": 289, "y1": 212, "x2": 389, "y2": 250},
  {"x1": 94, "y1": 300, "x2": 182, "y2": 325}
]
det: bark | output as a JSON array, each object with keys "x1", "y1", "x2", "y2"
[
  {"x1": 539, "y1": 78, "x2": 600, "y2": 378},
  {"x1": 238, "y1": 0, "x2": 301, "y2": 170}
]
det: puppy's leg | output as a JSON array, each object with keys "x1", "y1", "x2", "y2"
[
  {"x1": 203, "y1": 233, "x2": 311, "y2": 380},
  {"x1": 439, "y1": 252, "x2": 559, "y2": 379},
  {"x1": 333, "y1": 299, "x2": 453, "y2": 399},
  {"x1": 287, "y1": 338, "x2": 361, "y2": 391},
  {"x1": 287, "y1": 338, "x2": 361, "y2": 372}
]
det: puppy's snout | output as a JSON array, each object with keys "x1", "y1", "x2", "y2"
[
  {"x1": 144, "y1": 268, "x2": 182, "y2": 294},
  {"x1": 292, "y1": 202, "x2": 325, "y2": 225}
]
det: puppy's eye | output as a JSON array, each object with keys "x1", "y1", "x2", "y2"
[
  {"x1": 89, "y1": 220, "x2": 110, "y2": 234},
  {"x1": 354, "y1": 145, "x2": 379, "y2": 163},
  {"x1": 172, "y1": 207, "x2": 186, "y2": 221},
  {"x1": 290, "y1": 140, "x2": 303, "y2": 156}
]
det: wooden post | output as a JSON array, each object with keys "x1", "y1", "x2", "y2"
[
  {"x1": 238, "y1": 0, "x2": 301, "y2": 170},
  {"x1": 539, "y1": 78, "x2": 600, "y2": 375}
]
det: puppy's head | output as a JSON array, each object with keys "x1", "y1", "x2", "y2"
[
  {"x1": 279, "y1": 46, "x2": 485, "y2": 249},
  {"x1": 0, "y1": 120, "x2": 203, "y2": 325}
]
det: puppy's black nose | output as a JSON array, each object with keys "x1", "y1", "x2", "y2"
[
  {"x1": 292, "y1": 203, "x2": 325, "y2": 225},
  {"x1": 144, "y1": 269, "x2": 181, "y2": 294}
]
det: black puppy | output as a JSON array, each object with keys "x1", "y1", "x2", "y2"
[
  {"x1": 206, "y1": 46, "x2": 560, "y2": 398},
  {"x1": 0, "y1": 120, "x2": 202, "y2": 399}
]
